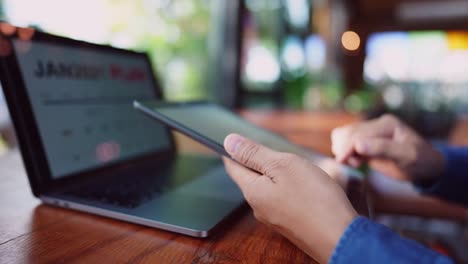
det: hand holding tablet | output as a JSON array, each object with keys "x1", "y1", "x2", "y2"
[{"x1": 133, "y1": 100, "x2": 359, "y2": 263}]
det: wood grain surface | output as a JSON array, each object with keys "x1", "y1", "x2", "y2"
[{"x1": 0, "y1": 111, "x2": 466, "y2": 264}]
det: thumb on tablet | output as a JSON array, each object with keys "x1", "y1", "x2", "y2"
[{"x1": 224, "y1": 134, "x2": 279, "y2": 175}]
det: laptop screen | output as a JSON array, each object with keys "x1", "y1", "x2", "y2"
[{"x1": 12, "y1": 39, "x2": 171, "y2": 179}]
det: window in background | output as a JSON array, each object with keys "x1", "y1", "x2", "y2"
[
  {"x1": 365, "y1": 31, "x2": 468, "y2": 115},
  {"x1": 3, "y1": 0, "x2": 215, "y2": 101},
  {"x1": 363, "y1": 31, "x2": 468, "y2": 138}
]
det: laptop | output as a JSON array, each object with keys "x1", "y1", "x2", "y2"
[{"x1": 0, "y1": 26, "x2": 244, "y2": 237}]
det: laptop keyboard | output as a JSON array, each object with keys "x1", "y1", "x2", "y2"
[
  {"x1": 63, "y1": 156, "x2": 220, "y2": 209},
  {"x1": 64, "y1": 166, "x2": 174, "y2": 208}
]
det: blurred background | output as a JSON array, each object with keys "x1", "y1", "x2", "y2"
[
  {"x1": 0, "y1": 0, "x2": 468, "y2": 153},
  {"x1": 0, "y1": 1, "x2": 467, "y2": 260}
]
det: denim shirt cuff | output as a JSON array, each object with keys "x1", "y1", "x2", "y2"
[
  {"x1": 328, "y1": 216, "x2": 453, "y2": 264},
  {"x1": 329, "y1": 216, "x2": 366, "y2": 264},
  {"x1": 413, "y1": 145, "x2": 468, "y2": 204}
]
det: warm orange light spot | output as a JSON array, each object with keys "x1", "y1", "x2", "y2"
[
  {"x1": 341, "y1": 31, "x2": 360, "y2": 51},
  {"x1": 0, "y1": 22, "x2": 16, "y2": 36}
]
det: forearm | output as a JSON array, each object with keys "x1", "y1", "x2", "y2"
[{"x1": 330, "y1": 217, "x2": 453, "y2": 264}]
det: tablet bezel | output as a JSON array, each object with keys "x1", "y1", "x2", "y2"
[
  {"x1": 134, "y1": 100, "x2": 231, "y2": 158},
  {"x1": 0, "y1": 27, "x2": 176, "y2": 196}
]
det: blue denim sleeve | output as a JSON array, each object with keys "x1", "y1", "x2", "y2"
[
  {"x1": 414, "y1": 146, "x2": 468, "y2": 205},
  {"x1": 329, "y1": 217, "x2": 454, "y2": 264}
]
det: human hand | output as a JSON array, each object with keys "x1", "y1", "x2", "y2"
[
  {"x1": 223, "y1": 134, "x2": 357, "y2": 264},
  {"x1": 331, "y1": 114, "x2": 445, "y2": 182}
]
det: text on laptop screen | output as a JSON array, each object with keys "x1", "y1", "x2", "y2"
[{"x1": 13, "y1": 40, "x2": 171, "y2": 178}]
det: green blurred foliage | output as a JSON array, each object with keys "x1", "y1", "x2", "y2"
[
  {"x1": 285, "y1": 73, "x2": 346, "y2": 111},
  {"x1": 344, "y1": 89, "x2": 378, "y2": 113},
  {"x1": 343, "y1": 82, "x2": 379, "y2": 113},
  {"x1": 283, "y1": 73, "x2": 311, "y2": 109},
  {"x1": 322, "y1": 79, "x2": 345, "y2": 109},
  {"x1": 105, "y1": 0, "x2": 212, "y2": 101}
]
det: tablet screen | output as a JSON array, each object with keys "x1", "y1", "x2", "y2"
[
  {"x1": 13, "y1": 40, "x2": 171, "y2": 178},
  {"x1": 136, "y1": 101, "x2": 365, "y2": 181},
  {"x1": 136, "y1": 102, "x2": 324, "y2": 162}
]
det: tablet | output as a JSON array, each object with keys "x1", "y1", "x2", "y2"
[{"x1": 133, "y1": 100, "x2": 325, "y2": 162}]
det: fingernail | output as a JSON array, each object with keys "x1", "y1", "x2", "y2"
[{"x1": 225, "y1": 134, "x2": 244, "y2": 154}]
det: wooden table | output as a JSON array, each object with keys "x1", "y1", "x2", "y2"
[{"x1": 0, "y1": 111, "x2": 466, "y2": 264}]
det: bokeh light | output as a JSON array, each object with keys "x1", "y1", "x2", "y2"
[
  {"x1": 341, "y1": 31, "x2": 360, "y2": 51},
  {"x1": 305, "y1": 35, "x2": 326, "y2": 72},
  {"x1": 282, "y1": 36, "x2": 306, "y2": 74},
  {"x1": 245, "y1": 44, "x2": 281, "y2": 85}
]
